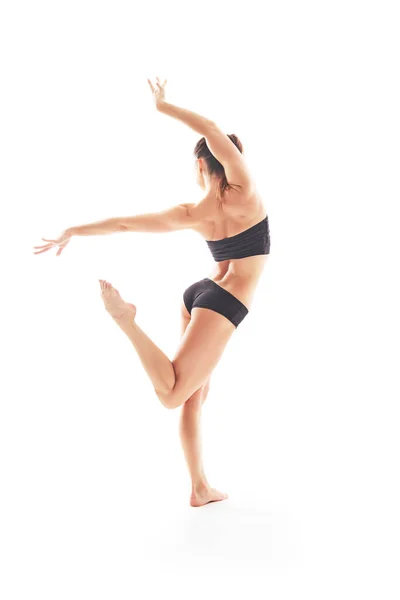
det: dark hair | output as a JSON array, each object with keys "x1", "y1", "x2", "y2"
[{"x1": 194, "y1": 133, "x2": 243, "y2": 202}]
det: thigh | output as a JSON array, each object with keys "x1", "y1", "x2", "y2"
[
  {"x1": 179, "y1": 302, "x2": 211, "y2": 405},
  {"x1": 180, "y1": 299, "x2": 191, "y2": 337},
  {"x1": 170, "y1": 306, "x2": 236, "y2": 407}
]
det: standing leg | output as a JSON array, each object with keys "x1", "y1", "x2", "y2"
[
  {"x1": 178, "y1": 310, "x2": 228, "y2": 507},
  {"x1": 100, "y1": 281, "x2": 230, "y2": 506}
]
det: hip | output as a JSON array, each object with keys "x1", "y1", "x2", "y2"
[{"x1": 183, "y1": 277, "x2": 249, "y2": 328}]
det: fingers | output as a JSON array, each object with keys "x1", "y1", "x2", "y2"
[
  {"x1": 33, "y1": 237, "x2": 62, "y2": 254},
  {"x1": 33, "y1": 246, "x2": 52, "y2": 255},
  {"x1": 148, "y1": 77, "x2": 167, "y2": 92},
  {"x1": 156, "y1": 76, "x2": 167, "y2": 88},
  {"x1": 33, "y1": 246, "x2": 66, "y2": 256},
  {"x1": 33, "y1": 240, "x2": 68, "y2": 255},
  {"x1": 33, "y1": 240, "x2": 54, "y2": 255}
]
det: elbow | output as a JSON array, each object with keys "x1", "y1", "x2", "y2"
[
  {"x1": 204, "y1": 119, "x2": 217, "y2": 133},
  {"x1": 118, "y1": 221, "x2": 129, "y2": 233}
]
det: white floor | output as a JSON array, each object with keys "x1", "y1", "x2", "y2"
[{"x1": 3, "y1": 297, "x2": 399, "y2": 598}]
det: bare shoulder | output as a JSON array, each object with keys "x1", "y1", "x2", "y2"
[
  {"x1": 176, "y1": 201, "x2": 211, "y2": 236},
  {"x1": 187, "y1": 187, "x2": 267, "y2": 240},
  {"x1": 181, "y1": 201, "x2": 213, "y2": 234},
  {"x1": 222, "y1": 182, "x2": 264, "y2": 216}
]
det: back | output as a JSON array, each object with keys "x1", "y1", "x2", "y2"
[
  {"x1": 188, "y1": 185, "x2": 270, "y2": 309},
  {"x1": 192, "y1": 184, "x2": 268, "y2": 242}
]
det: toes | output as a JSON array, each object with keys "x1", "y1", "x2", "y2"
[
  {"x1": 99, "y1": 280, "x2": 109, "y2": 294},
  {"x1": 212, "y1": 489, "x2": 228, "y2": 501},
  {"x1": 99, "y1": 280, "x2": 112, "y2": 291},
  {"x1": 98, "y1": 280, "x2": 122, "y2": 299}
]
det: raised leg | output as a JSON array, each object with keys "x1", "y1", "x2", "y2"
[
  {"x1": 99, "y1": 279, "x2": 236, "y2": 410},
  {"x1": 99, "y1": 280, "x2": 175, "y2": 397}
]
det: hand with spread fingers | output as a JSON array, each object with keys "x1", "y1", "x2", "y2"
[
  {"x1": 147, "y1": 76, "x2": 168, "y2": 109},
  {"x1": 32, "y1": 228, "x2": 74, "y2": 257}
]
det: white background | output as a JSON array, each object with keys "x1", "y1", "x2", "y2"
[{"x1": 1, "y1": 0, "x2": 399, "y2": 598}]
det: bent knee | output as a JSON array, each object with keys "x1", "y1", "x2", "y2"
[
  {"x1": 156, "y1": 389, "x2": 182, "y2": 410},
  {"x1": 157, "y1": 379, "x2": 210, "y2": 411}
]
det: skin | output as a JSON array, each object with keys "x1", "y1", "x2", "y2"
[{"x1": 33, "y1": 77, "x2": 269, "y2": 507}]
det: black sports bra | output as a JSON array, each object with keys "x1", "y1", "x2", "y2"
[{"x1": 205, "y1": 214, "x2": 270, "y2": 262}]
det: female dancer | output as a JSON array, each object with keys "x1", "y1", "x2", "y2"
[{"x1": 33, "y1": 77, "x2": 271, "y2": 507}]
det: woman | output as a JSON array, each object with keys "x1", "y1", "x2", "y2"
[{"x1": 33, "y1": 77, "x2": 271, "y2": 508}]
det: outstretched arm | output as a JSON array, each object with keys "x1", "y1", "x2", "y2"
[
  {"x1": 33, "y1": 203, "x2": 197, "y2": 256},
  {"x1": 69, "y1": 203, "x2": 197, "y2": 236}
]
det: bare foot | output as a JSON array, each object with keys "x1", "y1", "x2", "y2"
[
  {"x1": 190, "y1": 486, "x2": 229, "y2": 508},
  {"x1": 99, "y1": 280, "x2": 136, "y2": 323}
]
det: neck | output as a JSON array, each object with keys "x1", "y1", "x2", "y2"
[{"x1": 204, "y1": 176, "x2": 221, "y2": 194}]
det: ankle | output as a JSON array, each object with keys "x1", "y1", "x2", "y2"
[{"x1": 191, "y1": 479, "x2": 210, "y2": 494}]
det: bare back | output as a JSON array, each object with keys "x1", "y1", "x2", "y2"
[{"x1": 189, "y1": 185, "x2": 269, "y2": 310}]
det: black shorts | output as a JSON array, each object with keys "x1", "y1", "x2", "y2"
[{"x1": 183, "y1": 278, "x2": 249, "y2": 328}]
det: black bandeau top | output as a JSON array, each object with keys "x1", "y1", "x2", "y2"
[{"x1": 205, "y1": 214, "x2": 270, "y2": 262}]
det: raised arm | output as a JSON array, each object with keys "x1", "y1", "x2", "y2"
[
  {"x1": 157, "y1": 101, "x2": 215, "y2": 136},
  {"x1": 148, "y1": 77, "x2": 214, "y2": 136},
  {"x1": 202, "y1": 123, "x2": 254, "y2": 194},
  {"x1": 149, "y1": 78, "x2": 254, "y2": 197}
]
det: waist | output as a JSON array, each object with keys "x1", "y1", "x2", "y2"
[{"x1": 208, "y1": 260, "x2": 267, "y2": 309}]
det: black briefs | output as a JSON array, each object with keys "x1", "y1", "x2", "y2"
[{"x1": 183, "y1": 278, "x2": 249, "y2": 328}]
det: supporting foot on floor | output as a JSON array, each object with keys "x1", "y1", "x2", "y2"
[{"x1": 190, "y1": 484, "x2": 229, "y2": 508}]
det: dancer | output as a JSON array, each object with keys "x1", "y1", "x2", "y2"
[{"x1": 33, "y1": 77, "x2": 271, "y2": 507}]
